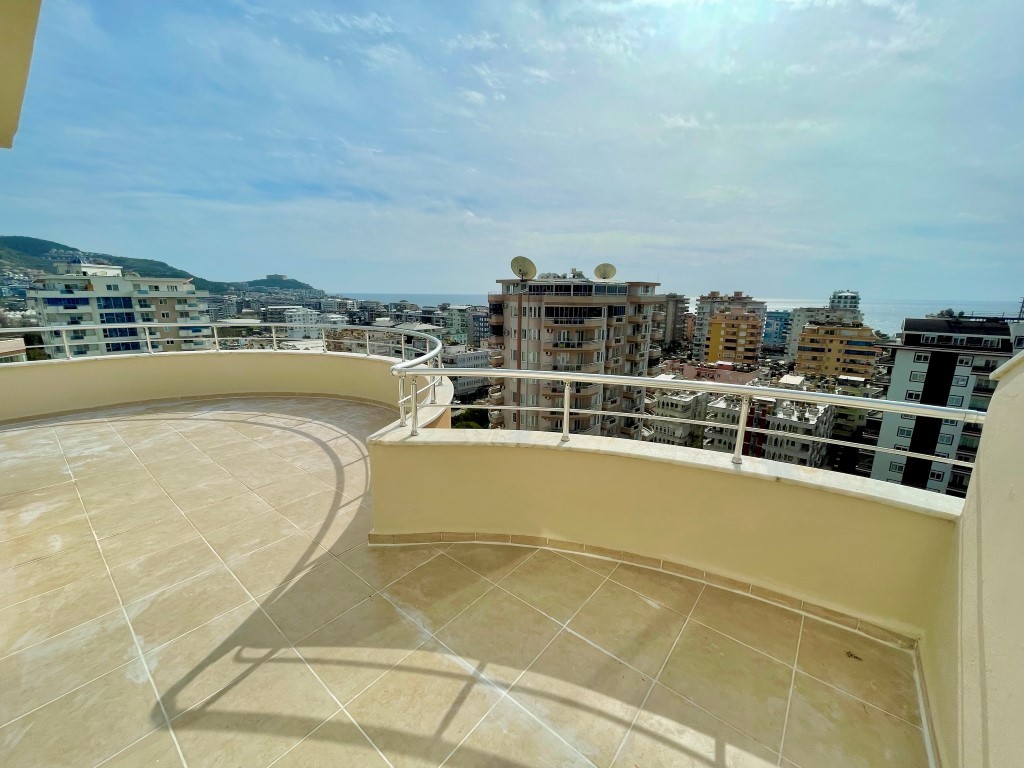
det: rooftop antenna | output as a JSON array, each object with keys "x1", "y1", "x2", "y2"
[
  {"x1": 510, "y1": 256, "x2": 537, "y2": 281},
  {"x1": 594, "y1": 263, "x2": 617, "y2": 280}
]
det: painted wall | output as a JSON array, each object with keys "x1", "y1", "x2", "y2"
[{"x1": 369, "y1": 429, "x2": 959, "y2": 637}]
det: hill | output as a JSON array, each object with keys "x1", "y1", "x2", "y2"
[{"x1": 0, "y1": 236, "x2": 318, "y2": 294}]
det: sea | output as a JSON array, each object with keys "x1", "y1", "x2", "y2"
[{"x1": 342, "y1": 293, "x2": 1023, "y2": 339}]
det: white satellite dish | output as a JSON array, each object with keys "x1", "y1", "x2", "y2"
[
  {"x1": 510, "y1": 256, "x2": 538, "y2": 280},
  {"x1": 594, "y1": 263, "x2": 617, "y2": 280}
]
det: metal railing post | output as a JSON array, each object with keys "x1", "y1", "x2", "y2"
[
  {"x1": 430, "y1": 356, "x2": 438, "y2": 404},
  {"x1": 400, "y1": 335, "x2": 406, "y2": 361},
  {"x1": 398, "y1": 375, "x2": 408, "y2": 426},
  {"x1": 410, "y1": 376, "x2": 420, "y2": 436},
  {"x1": 60, "y1": 329, "x2": 71, "y2": 359},
  {"x1": 561, "y1": 380, "x2": 571, "y2": 442},
  {"x1": 270, "y1": 325, "x2": 277, "y2": 350},
  {"x1": 732, "y1": 395, "x2": 751, "y2": 465},
  {"x1": 212, "y1": 325, "x2": 220, "y2": 351},
  {"x1": 143, "y1": 325, "x2": 154, "y2": 354}
]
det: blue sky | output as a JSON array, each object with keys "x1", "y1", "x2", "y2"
[{"x1": 1, "y1": 0, "x2": 1021, "y2": 298}]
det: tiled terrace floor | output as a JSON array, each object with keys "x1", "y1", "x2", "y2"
[{"x1": 1, "y1": 397, "x2": 931, "y2": 767}]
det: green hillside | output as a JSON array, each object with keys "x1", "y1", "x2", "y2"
[{"x1": 0, "y1": 236, "x2": 317, "y2": 295}]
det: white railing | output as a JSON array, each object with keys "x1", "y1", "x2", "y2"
[{"x1": 391, "y1": 361, "x2": 987, "y2": 478}]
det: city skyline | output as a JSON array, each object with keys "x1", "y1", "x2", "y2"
[{"x1": 1, "y1": 0, "x2": 1021, "y2": 297}]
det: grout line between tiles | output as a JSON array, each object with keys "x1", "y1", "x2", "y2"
[
  {"x1": 52, "y1": 424, "x2": 192, "y2": 768},
  {"x1": 777, "y1": 615, "x2": 805, "y2": 764}
]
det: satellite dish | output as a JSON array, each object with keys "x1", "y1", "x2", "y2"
[
  {"x1": 510, "y1": 256, "x2": 538, "y2": 280},
  {"x1": 594, "y1": 263, "x2": 617, "y2": 280}
]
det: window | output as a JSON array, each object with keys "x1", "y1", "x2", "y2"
[
  {"x1": 160, "y1": 312, "x2": 170, "y2": 319},
  {"x1": 929, "y1": 470, "x2": 946, "y2": 482},
  {"x1": 936, "y1": 452, "x2": 949, "y2": 459},
  {"x1": 905, "y1": 391, "x2": 922, "y2": 401},
  {"x1": 105, "y1": 284, "x2": 118, "y2": 291},
  {"x1": 97, "y1": 296, "x2": 133, "y2": 309},
  {"x1": 901, "y1": 414, "x2": 916, "y2": 420},
  {"x1": 942, "y1": 418, "x2": 959, "y2": 426},
  {"x1": 938, "y1": 434, "x2": 954, "y2": 445},
  {"x1": 951, "y1": 375, "x2": 969, "y2": 387},
  {"x1": 897, "y1": 427, "x2": 913, "y2": 437},
  {"x1": 953, "y1": 336, "x2": 966, "y2": 346},
  {"x1": 889, "y1": 462, "x2": 905, "y2": 473},
  {"x1": 958, "y1": 355, "x2": 974, "y2": 366},
  {"x1": 914, "y1": 352, "x2": 930, "y2": 363},
  {"x1": 948, "y1": 395, "x2": 964, "y2": 407},
  {"x1": 921, "y1": 334, "x2": 937, "y2": 343},
  {"x1": 909, "y1": 371, "x2": 927, "y2": 382},
  {"x1": 99, "y1": 312, "x2": 136, "y2": 324},
  {"x1": 894, "y1": 444, "x2": 909, "y2": 452}
]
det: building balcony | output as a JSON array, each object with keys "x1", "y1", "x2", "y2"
[
  {"x1": 0, "y1": 342, "x2": 1021, "y2": 768},
  {"x1": 627, "y1": 313, "x2": 646, "y2": 323},
  {"x1": 542, "y1": 316, "x2": 605, "y2": 329},
  {"x1": 650, "y1": 329, "x2": 664, "y2": 341},
  {"x1": 488, "y1": 386, "x2": 504, "y2": 405},
  {"x1": 488, "y1": 313, "x2": 503, "y2": 325},
  {"x1": 652, "y1": 310, "x2": 666, "y2": 323}
]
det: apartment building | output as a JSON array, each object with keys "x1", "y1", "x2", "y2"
[
  {"x1": 870, "y1": 317, "x2": 1013, "y2": 496},
  {"x1": 706, "y1": 395, "x2": 835, "y2": 468},
  {"x1": 26, "y1": 259, "x2": 211, "y2": 358},
  {"x1": 704, "y1": 310, "x2": 764, "y2": 365},
  {"x1": 785, "y1": 306, "x2": 862, "y2": 360},
  {"x1": 439, "y1": 305, "x2": 472, "y2": 346},
  {"x1": 660, "y1": 293, "x2": 691, "y2": 345},
  {"x1": 762, "y1": 310, "x2": 792, "y2": 351},
  {"x1": 0, "y1": 337, "x2": 27, "y2": 364},
  {"x1": 487, "y1": 271, "x2": 660, "y2": 438},
  {"x1": 261, "y1": 305, "x2": 322, "y2": 339},
  {"x1": 442, "y1": 346, "x2": 490, "y2": 397},
  {"x1": 645, "y1": 378, "x2": 709, "y2": 448},
  {"x1": 468, "y1": 308, "x2": 490, "y2": 348},
  {"x1": 693, "y1": 291, "x2": 766, "y2": 362},
  {"x1": 794, "y1": 323, "x2": 879, "y2": 378},
  {"x1": 829, "y1": 289, "x2": 861, "y2": 312}
]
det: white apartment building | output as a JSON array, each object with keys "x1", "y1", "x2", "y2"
[
  {"x1": 261, "y1": 305, "x2": 322, "y2": 339},
  {"x1": 645, "y1": 376, "x2": 709, "y2": 448},
  {"x1": 870, "y1": 317, "x2": 1013, "y2": 497},
  {"x1": 705, "y1": 395, "x2": 835, "y2": 468},
  {"x1": 693, "y1": 291, "x2": 767, "y2": 362},
  {"x1": 442, "y1": 346, "x2": 490, "y2": 397},
  {"x1": 0, "y1": 337, "x2": 28, "y2": 364},
  {"x1": 785, "y1": 306, "x2": 863, "y2": 361},
  {"x1": 26, "y1": 259, "x2": 211, "y2": 358},
  {"x1": 829, "y1": 290, "x2": 861, "y2": 312},
  {"x1": 661, "y1": 293, "x2": 690, "y2": 345},
  {"x1": 439, "y1": 305, "x2": 472, "y2": 346},
  {"x1": 487, "y1": 271, "x2": 660, "y2": 438}
]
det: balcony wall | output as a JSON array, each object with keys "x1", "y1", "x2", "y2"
[
  {"x1": 0, "y1": 351, "x2": 450, "y2": 428},
  {"x1": 369, "y1": 428, "x2": 960, "y2": 638}
]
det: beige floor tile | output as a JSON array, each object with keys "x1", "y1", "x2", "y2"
[
  {"x1": 3, "y1": 461, "x2": 73, "y2": 495},
  {"x1": 325, "y1": 462, "x2": 371, "y2": 502},
  {"x1": 97, "y1": 727, "x2": 184, "y2": 767},
  {"x1": 125, "y1": 567, "x2": 252, "y2": 653},
  {"x1": 272, "y1": 709, "x2": 390, "y2": 767},
  {"x1": 782, "y1": 672, "x2": 928, "y2": 768},
  {"x1": 659, "y1": 623, "x2": 792, "y2": 750},
  {"x1": 110, "y1": 538, "x2": 222, "y2": 604},
  {"x1": 348, "y1": 639, "x2": 500, "y2": 768},
  {"x1": 437, "y1": 586, "x2": 561, "y2": 689},
  {"x1": 184, "y1": 491, "x2": 273, "y2": 534},
  {"x1": 0, "y1": 611, "x2": 138, "y2": 724},
  {"x1": 0, "y1": 542, "x2": 106, "y2": 609},
  {"x1": 228, "y1": 533, "x2": 334, "y2": 597},
  {"x1": 155, "y1": 462, "x2": 231, "y2": 493},
  {"x1": 560, "y1": 551, "x2": 620, "y2": 576},
  {"x1": 499, "y1": 549, "x2": 606, "y2": 624},
  {"x1": 0, "y1": 517, "x2": 95, "y2": 569},
  {"x1": 78, "y1": 477, "x2": 168, "y2": 515},
  {"x1": 691, "y1": 586, "x2": 803, "y2": 665},
  {"x1": 0, "y1": 572, "x2": 120, "y2": 658},
  {"x1": 218, "y1": 454, "x2": 309, "y2": 489},
  {"x1": 445, "y1": 543, "x2": 537, "y2": 581},
  {"x1": 203, "y1": 510, "x2": 299, "y2": 562},
  {"x1": 0, "y1": 483, "x2": 84, "y2": 541},
  {"x1": 99, "y1": 513, "x2": 199, "y2": 568},
  {"x1": 613, "y1": 683, "x2": 779, "y2": 768},
  {"x1": 253, "y1": 475, "x2": 334, "y2": 509},
  {"x1": 297, "y1": 594, "x2": 430, "y2": 704},
  {"x1": 340, "y1": 543, "x2": 438, "y2": 590},
  {"x1": 511, "y1": 629, "x2": 651, "y2": 766},
  {"x1": 447, "y1": 697, "x2": 593, "y2": 767},
  {"x1": 570, "y1": 579, "x2": 687, "y2": 676},
  {"x1": 199, "y1": 438, "x2": 266, "y2": 462},
  {"x1": 140, "y1": 451, "x2": 218, "y2": 475},
  {"x1": 303, "y1": 504, "x2": 373, "y2": 556},
  {"x1": 382, "y1": 554, "x2": 492, "y2": 633},
  {"x1": 260, "y1": 559, "x2": 374, "y2": 642},
  {"x1": 89, "y1": 497, "x2": 181, "y2": 540},
  {"x1": 797, "y1": 618, "x2": 920, "y2": 725},
  {"x1": 609, "y1": 563, "x2": 704, "y2": 615},
  {"x1": 171, "y1": 648, "x2": 339, "y2": 768},
  {"x1": 73, "y1": 463, "x2": 152, "y2": 494},
  {"x1": 0, "y1": 660, "x2": 160, "y2": 768},
  {"x1": 277, "y1": 488, "x2": 360, "y2": 529},
  {"x1": 146, "y1": 602, "x2": 286, "y2": 717},
  {"x1": 166, "y1": 476, "x2": 251, "y2": 512}
]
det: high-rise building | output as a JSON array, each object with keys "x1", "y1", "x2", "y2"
[
  {"x1": 794, "y1": 324, "x2": 879, "y2": 378},
  {"x1": 468, "y1": 308, "x2": 490, "y2": 348},
  {"x1": 261, "y1": 305, "x2": 321, "y2": 339},
  {"x1": 762, "y1": 310, "x2": 792, "y2": 352},
  {"x1": 441, "y1": 346, "x2": 490, "y2": 397},
  {"x1": 645, "y1": 378, "x2": 708, "y2": 448},
  {"x1": 26, "y1": 259, "x2": 211, "y2": 357},
  {"x1": 486, "y1": 270, "x2": 660, "y2": 438},
  {"x1": 705, "y1": 395, "x2": 835, "y2": 468},
  {"x1": 660, "y1": 293, "x2": 690, "y2": 346},
  {"x1": 704, "y1": 310, "x2": 764, "y2": 365},
  {"x1": 693, "y1": 291, "x2": 767, "y2": 362},
  {"x1": 786, "y1": 306, "x2": 862, "y2": 361},
  {"x1": 439, "y1": 305, "x2": 472, "y2": 346},
  {"x1": 829, "y1": 290, "x2": 861, "y2": 312},
  {"x1": 870, "y1": 317, "x2": 1013, "y2": 496}
]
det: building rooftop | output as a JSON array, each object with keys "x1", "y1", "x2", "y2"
[
  {"x1": 903, "y1": 318, "x2": 1011, "y2": 335},
  {"x1": 1, "y1": 395, "x2": 929, "y2": 767}
]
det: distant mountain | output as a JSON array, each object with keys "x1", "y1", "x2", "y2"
[{"x1": 0, "y1": 236, "x2": 317, "y2": 294}]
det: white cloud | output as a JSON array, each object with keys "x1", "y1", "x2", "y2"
[
  {"x1": 295, "y1": 11, "x2": 393, "y2": 35},
  {"x1": 459, "y1": 89, "x2": 488, "y2": 105},
  {"x1": 445, "y1": 31, "x2": 500, "y2": 52}
]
